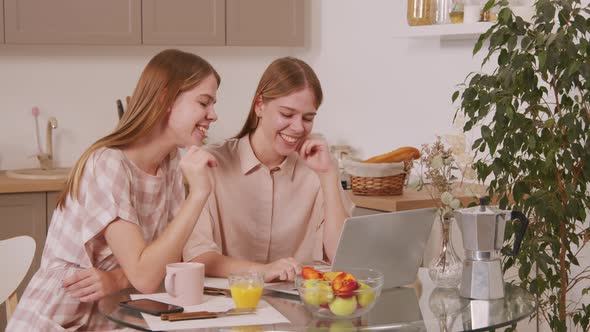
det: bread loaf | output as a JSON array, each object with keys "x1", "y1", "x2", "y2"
[{"x1": 363, "y1": 147, "x2": 421, "y2": 163}]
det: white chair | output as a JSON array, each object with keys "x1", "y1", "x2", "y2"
[{"x1": 0, "y1": 236, "x2": 36, "y2": 321}]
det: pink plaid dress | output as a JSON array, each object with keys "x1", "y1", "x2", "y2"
[{"x1": 7, "y1": 147, "x2": 184, "y2": 331}]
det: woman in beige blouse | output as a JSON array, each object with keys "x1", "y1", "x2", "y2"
[{"x1": 183, "y1": 57, "x2": 355, "y2": 282}]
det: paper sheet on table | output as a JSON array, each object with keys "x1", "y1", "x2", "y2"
[{"x1": 131, "y1": 293, "x2": 289, "y2": 330}]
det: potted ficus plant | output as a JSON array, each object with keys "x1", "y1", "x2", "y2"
[{"x1": 453, "y1": 0, "x2": 590, "y2": 330}]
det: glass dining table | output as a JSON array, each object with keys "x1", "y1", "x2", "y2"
[{"x1": 98, "y1": 268, "x2": 536, "y2": 331}]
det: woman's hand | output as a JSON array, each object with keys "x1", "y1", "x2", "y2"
[
  {"x1": 62, "y1": 268, "x2": 129, "y2": 302},
  {"x1": 297, "y1": 136, "x2": 337, "y2": 176},
  {"x1": 260, "y1": 257, "x2": 302, "y2": 282},
  {"x1": 180, "y1": 146, "x2": 218, "y2": 198}
]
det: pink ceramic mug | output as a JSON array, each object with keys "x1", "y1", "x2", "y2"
[{"x1": 164, "y1": 262, "x2": 205, "y2": 306}]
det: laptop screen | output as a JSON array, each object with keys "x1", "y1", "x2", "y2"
[{"x1": 331, "y1": 208, "x2": 435, "y2": 289}]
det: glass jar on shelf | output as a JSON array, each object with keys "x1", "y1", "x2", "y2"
[
  {"x1": 436, "y1": 0, "x2": 453, "y2": 24},
  {"x1": 407, "y1": 0, "x2": 436, "y2": 26},
  {"x1": 449, "y1": 0, "x2": 464, "y2": 24}
]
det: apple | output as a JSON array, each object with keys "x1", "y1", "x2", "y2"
[
  {"x1": 302, "y1": 266, "x2": 323, "y2": 280},
  {"x1": 302, "y1": 280, "x2": 333, "y2": 306},
  {"x1": 331, "y1": 272, "x2": 359, "y2": 297},
  {"x1": 322, "y1": 271, "x2": 343, "y2": 282},
  {"x1": 328, "y1": 296, "x2": 358, "y2": 316},
  {"x1": 356, "y1": 282, "x2": 376, "y2": 307}
]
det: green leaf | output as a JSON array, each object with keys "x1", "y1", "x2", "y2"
[
  {"x1": 515, "y1": 16, "x2": 526, "y2": 33},
  {"x1": 499, "y1": 7, "x2": 512, "y2": 24},
  {"x1": 528, "y1": 136, "x2": 537, "y2": 149},
  {"x1": 544, "y1": 118, "x2": 556, "y2": 128},
  {"x1": 567, "y1": 201, "x2": 579, "y2": 219},
  {"x1": 574, "y1": 15, "x2": 587, "y2": 33},
  {"x1": 452, "y1": 90, "x2": 460, "y2": 103},
  {"x1": 474, "y1": 37, "x2": 484, "y2": 55},
  {"x1": 506, "y1": 105, "x2": 515, "y2": 120},
  {"x1": 464, "y1": 87, "x2": 477, "y2": 102},
  {"x1": 499, "y1": 49, "x2": 510, "y2": 65},
  {"x1": 469, "y1": 73, "x2": 482, "y2": 86},
  {"x1": 508, "y1": 35, "x2": 517, "y2": 51},
  {"x1": 483, "y1": 0, "x2": 495, "y2": 13},
  {"x1": 499, "y1": 195, "x2": 509, "y2": 210},
  {"x1": 558, "y1": 9, "x2": 569, "y2": 26},
  {"x1": 521, "y1": 36, "x2": 532, "y2": 49},
  {"x1": 481, "y1": 125, "x2": 492, "y2": 140},
  {"x1": 538, "y1": 51, "x2": 547, "y2": 69},
  {"x1": 567, "y1": 61, "x2": 581, "y2": 77},
  {"x1": 541, "y1": 2, "x2": 556, "y2": 24},
  {"x1": 490, "y1": 30, "x2": 507, "y2": 48},
  {"x1": 472, "y1": 138, "x2": 484, "y2": 150},
  {"x1": 513, "y1": 182, "x2": 524, "y2": 201}
]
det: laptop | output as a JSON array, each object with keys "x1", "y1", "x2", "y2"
[{"x1": 265, "y1": 208, "x2": 436, "y2": 294}]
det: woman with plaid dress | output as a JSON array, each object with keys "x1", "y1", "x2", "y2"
[{"x1": 7, "y1": 49, "x2": 220, "y2": 331}]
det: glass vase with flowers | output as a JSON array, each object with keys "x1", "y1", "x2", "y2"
[{"x1": 414, "y1": 135, "x2": 476, "y2": 288}]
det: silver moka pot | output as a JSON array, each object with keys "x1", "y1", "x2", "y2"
[{"x1": 454, "y1": 198, "x2": 529, "y2": 300}]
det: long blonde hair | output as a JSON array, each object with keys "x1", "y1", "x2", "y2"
[
  {"x1": 57, "y1": 49, "x2": 220, "y2": 209},
  {"x1": 235, "y1": 57, "x2": 322, "y2": 138}
]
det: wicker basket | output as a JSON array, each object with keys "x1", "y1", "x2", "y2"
[{"x1": 350, "y1": 161, "x2": 412, "y2": 196}]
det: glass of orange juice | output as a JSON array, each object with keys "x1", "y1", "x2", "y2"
[{"x1": 228, "y1": 271, "x2": 264, "y2": 309}]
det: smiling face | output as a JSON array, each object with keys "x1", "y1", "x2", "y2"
[
  {"x1": 166, "y1": 73, "x2": 219, "y2": 147},
  {"x1": 254, "y1": 87, "x2": 318, "y2": 158}
]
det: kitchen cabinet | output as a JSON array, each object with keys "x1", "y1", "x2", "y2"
[
  {"x1": 4, "y1": 0, "x2": 141, "y2": 44},
  {"x1": 0, "y1": 192, "x2": 47, "y2": 330},
  {"x1": 143, "y1": 0, "x2": 225, "y2": 45},
  {"x1": 143, "y1": 0, "x2": 303, "y2": 46},
  {"x1": 2, "y1": 0, "x2": 303, "y2": 46},
  {"x1": 226, "y1": 0, "x2": 304, "y2": 46},
  {"x1": 46, "y1": 191, "x2": 59, "y2": 228},
  {"x1": 0, "y1": 0, "x2": 4, "y2": 44}
]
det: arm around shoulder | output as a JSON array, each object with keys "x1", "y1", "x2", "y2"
[{"x1": 105, "y1": 191, "x2": 210, "y2": 293}]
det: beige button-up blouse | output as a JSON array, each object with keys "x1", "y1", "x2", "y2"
[{"x1": 183, "y1": 136, "x2": 355, "y2": 264}]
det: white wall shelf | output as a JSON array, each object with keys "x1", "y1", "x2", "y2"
[{"x1": 396, "y1": 22, "x2": 494, "y2": 39}]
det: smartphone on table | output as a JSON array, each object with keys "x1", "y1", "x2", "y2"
[{"x1": 119, "y1": 298, "x2": 184, "y2": 316}]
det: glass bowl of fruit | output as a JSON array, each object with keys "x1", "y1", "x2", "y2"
[{"x1": 295, "y1": 266, "x2": 384, "y2": 319}]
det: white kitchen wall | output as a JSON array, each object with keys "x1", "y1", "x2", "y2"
[
  {"x1": 5, "y1": 2, "x2": 585, "y2": 331},
  {"x1": 0, "y1": 0, "x2": 485, "y2": 171}
]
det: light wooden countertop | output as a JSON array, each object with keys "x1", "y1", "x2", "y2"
[
  {"x1": 0, "y1": 171, "x2": 66, "y2": 194},
  {"x1": 347, "y1": 183, "x2": 486, "y2": 212},
  {"x1": 0, "y1": 170, "x2": 485, "y2": 212}
]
